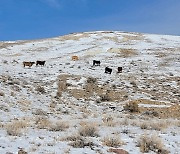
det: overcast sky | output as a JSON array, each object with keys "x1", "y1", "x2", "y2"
[{"x1": 0, "y1": 0, "x2": 180, "y2": 41}]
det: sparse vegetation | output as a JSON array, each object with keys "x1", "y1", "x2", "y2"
[
  {"x1": 102, "y1": 136, "x2": 124, "y2": 147},
  {"x1": 49, "y1": 121, "x2": 69, "y2": 131},
  {"x1": 6, "y1": 120, "x2": 28, "y2": 136},
  {"x1": 137, "y1": 134, "x2": 168, "y2": 153},
  {"x1": 78, "y1": 123, "x2": 99, "y2": 137},
  {"x1": 123, "y1": 102, "x2": 139, "y2": 112},
  {"x1": 0, "y1": 31, "x2": 179, "y2": 153},
  {"x1": 35, "y1": 85, "x2": 46, "y2": 94}
]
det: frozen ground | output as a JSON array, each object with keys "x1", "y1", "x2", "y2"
[{"x1": 0, "y1": 31, "x2": 180, "y2": 154}]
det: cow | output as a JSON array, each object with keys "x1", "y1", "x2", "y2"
[
  {"x1": 23, "y1": 61, "x2": 35, "y2": 68},
  {"x1": 36, "y1": 60, "x2": 46, "y2": 66},
  {"x1": 117, "y1": 67, "x2": 122, "y2": 73},
  {"x1": 105, "y1": 67, "x2": 112, "y2": 74},
  {"x1": 93, "y1": 60, "x2": 100, "y2": 66},
  {"x1": 72, "y1": 56, "x2": 79, "y2": 61}
]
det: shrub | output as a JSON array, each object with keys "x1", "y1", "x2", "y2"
[
  {"x1": 6, "y1": 120, "x2": 28, "y2": 136},
  {"x1": 56, "y1": 80, "x2": 67, "y2": 97},
  {"x1": 86, "y1": 77, "x2": 97, "y2": 84},
  {"x1": 69, "y1": 137, "x2": 94, "y2": 148},
  {"x1": 102, "y1": 136, "x2": 124, "y2": 147},
  {"x1": 0, "y1": 91, "x2": 5, "y2": 96},
  {"x1": 78, "y1": 123, "x2": 98, "y2": 137},
  {"x1": 137, "y1": 134, "x2": 169, "y2": 153},
  {"x1": 36, "y1": 118, "x2": 52, "y2": 129},
  {"x1": 49, "y1": 121, "x2": 69, "y2": 131},
  {"x1": 123, "y1": 102, "x2": 139, "y2": 112},
  {"x1": 102, "y1": 116, "x2": 116, "y2": 127},
  {"x1": 100, "y1": 94, "x2": 111, "y2": 102},
  {"x1": 35, "y1": 85, "x2": 45, "y2": 94}
]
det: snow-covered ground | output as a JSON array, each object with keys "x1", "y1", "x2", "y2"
[{"x1": 0, "y1": 31, "x2": 180, "y2": 153}]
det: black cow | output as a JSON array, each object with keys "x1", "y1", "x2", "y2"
[
  {"x1": 105, "y1": 67, "x2": 112, "y2": 74},
  {"x1": 117, "y1": 67, "x2": 122, "y2": 73},
  {"x1": 93, "y1": 60, "x2": 100, "y2": 66},
  {"x1": 36, "y1": 60, "x2": 46, "y2": 66}
]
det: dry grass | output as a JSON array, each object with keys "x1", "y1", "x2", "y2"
[
  {"x1": 56, "y1": 77, "x2": 67, "y2": 97},
  {"x1": 102, "y1": 136, "x2": 124, "y2": 147},
  {"x1": 36, "y1": 118, "x2": 52, "y2": 129},
  {"x1": 59, "y1": 33, "x2": 89, "y2": 41},
  {"x1": 49, "y1": 121, "x2": 69, "y2": 131},
  {"x1": 137, "y1": 134, "x2": 169, "y2": 153},
  {"x1": 69, "y1": 137, "x2": 94, "y2": 148},
  {"x1": 102, "y1": 36, "x2": 119, "y2": 43},
  {"x1": 17, "y1": 99, "x2": 31, "y2": 107},
  {"x1": 63, "y1": 134, "x2": 82, "y2": 142},
  {"x1": 6, "y1": 120, "x2": 28, "y2": 136},
  {"x1": 139, "y1": 120, "x2": 169, "y2": 131},
  {"x1": 122, "y1": 34, "x2": 144, "y2": 41},
  {"x1": 78, "y1": 122, "x2": 99, "y2": 137},
  {"x1": 63, "y1": 133, "x2": 95, "y2": 148},
  {"x1": 123, "y1": 101, "x2": 139, "y2": 113},
  {"x1": 35, "y1": 85, "x2": 46, "y2": 94},
  {"x1": 102, "y1": 115, "x2": 116, "y2": 127}
]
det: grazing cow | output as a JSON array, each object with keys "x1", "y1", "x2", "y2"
[
  {"x1": 105, "y1": 67, "x2": 112, "y2": 74},
  {"x1": 72, "y1": 56, "x2": 79, "y2": 61},
  {"x1": 23, "y1": 61, "x2": 35, "y2": 68},
  {"x1": 93, "y1": 60, "x2": 101, "y2": 66},
  {"x1": 36, "y1": 60, "x2": 46, "y2": 66},
  {"x1": 117, "y1": 67, "x2": 122, "y2": 73}
]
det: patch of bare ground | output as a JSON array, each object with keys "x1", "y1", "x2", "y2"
[
  {"x1": 121, "y1": 33, "x2": 144, "y2": 41},
  {"x1": 59, "y1": 33, "x2": 90, "y2": 41},
  {"x1": 101, "y1": 36, "x2": 119, "y2": 43},
  {"x1": 56, "y1": 74, "x2": 128, "y2": 102},
  {"x1": 125, "y1": 99, "x2": 180, "y2": 118},
  {"x1": 107, "y1": 48, "x2": 138, "y2": 57}
]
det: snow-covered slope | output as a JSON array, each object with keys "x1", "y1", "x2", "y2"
[{"x1": 0, "y1": 31, "x2": 180, "y2": 154}]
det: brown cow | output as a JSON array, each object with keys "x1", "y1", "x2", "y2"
[
  {"x1": 117, "y1": 67, "x2": 122, "y2": 73},
  {"x1": 36, "y1": 60, "x2": 46, "y2": 66},
  {"x1": 72, "y1": 56, "x2": 79, "y2": 61},
  {"x1": 23, "y1": 61, "x2": 35, "y2": 68}
]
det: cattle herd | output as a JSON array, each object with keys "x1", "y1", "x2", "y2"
[
  {"x1": 22, "y1": 56, "x2": 122, "y2": 74},
  {"x1": 23, "y1": 60, "x2": 46, "y2": 67},
  {"x1": 93, "y1": 60, "x2": 122, "y2": 74}
]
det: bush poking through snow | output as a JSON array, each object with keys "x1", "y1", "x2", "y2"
[
  {"x1": 36, "y1": 118, "x2": 52, "y2": 129},
  {"x1": 0, "y1": 91, "x2": 5, "y2": 96},
  {"x1": 56, "y1": 79, "x2": 67, "y2": 97},
  {"x1": 69, "y1": 137, "x2": 94, "y2": 148},
  {"x1": 137, "y1": 134, "x2": 169, "y2": 153},
  {"x1": 6, "y1": 120, "x2": 28, "y2": 136},
  {"x1": 35, "y1": 85, "x2": 45, "y2": 94},
  {"x1": 78, "y1": 123, "x2": 99, "y2": 137},
  {"x1": 49, "y1": 121, "x2": 69, "y2": 131},
  {"x1": 86, "y1": 77, "x2": 97, "y2": 84},
  {"x1": 102, "y1": 136, "x2": 124, "y2": 147},
  {"x1": 123, "y1": 102, "x2": 139, "y2": 112},
  {"x1": 102, "y1": 116, "x2": 116, "y2": 127},
  {"x1": 100, "y1": 94, "x2": 111, "y2": 102}
]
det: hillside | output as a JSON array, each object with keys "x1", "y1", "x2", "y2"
[{"x1": 0, "y1": 31, "x2": 180, "y2": 154}]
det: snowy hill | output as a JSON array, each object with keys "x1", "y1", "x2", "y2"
[{"x1": 0, "y1": 31, "x2": 180, "y2": 153}]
